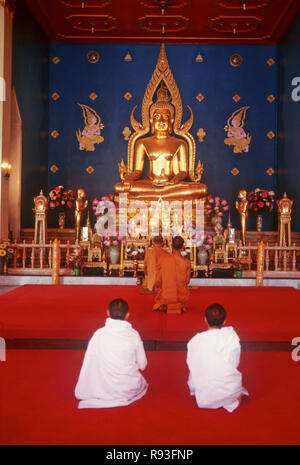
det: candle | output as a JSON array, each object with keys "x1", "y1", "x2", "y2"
[
  {"x1": 120, "y1": 242, "x2": 124, "y2": 266},
  {"x1": 193, "y1": 245, "x2": 197, "y2": 268}
]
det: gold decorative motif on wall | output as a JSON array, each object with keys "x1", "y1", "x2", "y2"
[
  {"x1": 51, "y1": 130, "x2": 59, "y2": 139},
  {"x1": 122, "y1": 126, "x2": 132, "y2": 141},
  {"x1": 52, "y1": 56, "x2": 61, "y2": 64},
  {"x1": 86, "y1": 50, "x2": 100, "y2": 63},
  {"x1": 267, "y1": 94, "x2": 275, "y2": 103},
  {"x1": 197, "y1": 128, "x2": 206, "y2": 142},
  {"x1": 86, "y1": 165, "x2": 95, "y2": 174},
  {"x1": 266, "y1": 167, "x2": 274, "y2": 176},
  {"x1": 124, "y1": 92, "x2": 133, "y2": 101},
  {"x1": 124, "y1": 51, "x2": 133, "y2": 62},
  {"x1": 76, "y1": 104, "x2": 104, "y2": 152},
  {"x1": 195, "y1": 52, "x2": 203, "y2": 62},
  {"x1": 267, "y1": 131, "x2": 275, "y2": 139},
  {"x1": 267, "y1": 58, "x2": 275, "y2": 66},
  {"x1": 230, "y1": 54, "x2": 243, "y2": 67},
  {"x1": 196, "y1": 93, "x2": 205, "y2": 102},
  {"x1": 232, "y1": 94, "x2": 241, "y2": 103},
  {"x1": 231, "y1": 167, "x2": 239, "y2": 176},
  {"x1": 89, "y1": 92, "x2": 98, "y2": 101},
  {"x1": 51, "y1": 92, "x2": 60, "y2": 101},
  {"x1": 224, "y1": 106, "x2": 251, "y2": 154},
  {"x1": 50, "y1": 165, "x2": 59, "y2": 173}
]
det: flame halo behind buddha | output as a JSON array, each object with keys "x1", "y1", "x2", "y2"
[{"x1": 114, "y1": 44, "x2": 208, "y2": 202}]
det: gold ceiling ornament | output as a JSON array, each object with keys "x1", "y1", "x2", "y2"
[
  {"x1": 124, "y1": 92, "x2": 133, "y2": 101},
  {"x1": 50, "y1": 165, "x2": 59, "y2": 173},
  {"x1": 197, "y1": 128, "x2": 206, "y2": 142},
  {"x1": 267, "y1": 130, "x2": 275, "y2": 139},
  {"x1": 231, "y1": 167, "x2": 240, "y2": 176},
  {"x1": 230, "y1": 54, "x2": 243, "y2": 67},
  {"x1": 266, "y1": 167, "x2": 274, "y2": 176},
  {"x1": 89, "y1": 92, "x2": 98, "y2": 101},
  {"x1": 232, "y1": 94, "x2": 241, "y2": 103},
  {"x1": 51, "y1": 92, "x2": 60, "y2": 101},
  {"x1": 196, "y1": 93, "x2": 205, "y2": 102},
  {"x1": 86, "y1": 50, "x2": 100, "y2": 64},
  {"x1": 267, "y1": 94, "x2": 275, "y2": 103},
  {"x1": 51, "y1": 130, "x2": 59, "y2": 139},
  {"x1": 52, "y1": 56, "x2": 61, "y2": 64},
  {"x1": 86, "y1": 165, "x2": 95, "y2": 174},
  {"x1": 122, "y1": 126, "x2": 132, "y2": 141},
  {"x1": 267, "y1": 58, "x2": 275, "y2": 66},
  {"x1": 195, "y1": 52, "x2": 203, "y2": 63},
  {"x1": 127, "y1": 43, "x2": 199, "y2": 182},
  {"x1": 124, "y1": 51, "x2": 133, "y2": 62}
]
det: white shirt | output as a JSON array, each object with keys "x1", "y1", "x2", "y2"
[
  {"x1": 187, "y1": 326, "x2": 248, "y2": 412},
  {"x1": 75, "y1": 318, "x2": 148, "y2": 408}
]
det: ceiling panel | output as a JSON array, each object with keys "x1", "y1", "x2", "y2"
[{"x1": 23, "y1": 0, "x2": 300, "y2": 44}]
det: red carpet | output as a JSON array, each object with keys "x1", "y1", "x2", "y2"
[
  {"x1": 1, "y1": 349, "x2": 299, "y2": 445},
  {"x1": 0, "y1": 284, "x2": 300, "y2": 341}
]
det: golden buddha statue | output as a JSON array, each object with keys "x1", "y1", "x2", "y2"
[
  {"x1": 235, "y1": 189, "x2": 248, "y2": 246},
  {"x1": 75, "y1": 188, "x2": 88, "y2": 243},
  {"x1": 114, "y1": 45, "x2": 207, "y2": 202}
]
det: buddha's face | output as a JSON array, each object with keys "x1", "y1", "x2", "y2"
[{"x1": 151, "y1": 109, "x2": 173, "y2": 134}]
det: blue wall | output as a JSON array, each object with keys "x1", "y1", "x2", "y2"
[
  {"x1": 12, "y1": 0, "x2": 49, "y2": 228},
  {"x1": 48, "y1": 43, "x2": 278, "y2": 230},
  {"x1": 278, "y1": 11, "x2": 300, "y2": 231}
]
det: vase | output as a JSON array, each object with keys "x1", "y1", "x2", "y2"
[
  {"x1": 109, "y1": 246, "x2": 120, "y2": 265},
  {"x1": 73, "y1": 267, "x2": 80, "y2": 276},
  {"x1": 58, "y1": 211, "x2": 66, "y2": 229},
  {"x1": 256, "y1": 214, "x2": 263, "y2": 232},
  {"x1": 197, "y1": 247, "x2": 208, "y2": 265}
]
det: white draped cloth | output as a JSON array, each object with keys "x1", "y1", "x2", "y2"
[
  {"x1": 187, "y1": 326, "x2": 248, "y2": 412},
  {"x1": 75, "y1": 318, "x2": 148, "y2": 408}
]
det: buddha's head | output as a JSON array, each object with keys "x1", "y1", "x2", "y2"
[
  {"x1": 77, "y1": 188, "x2": 86, "y2": 199},
  {"x1": 149, "y1": 82, "x2": 174, "y2": 134}
]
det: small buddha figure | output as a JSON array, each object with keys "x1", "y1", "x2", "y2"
[
  {"x1": 75, "y1": 188, "x2": 88, "y2": 242},
  {"x1": 235, "y1": 190, "x2": 248, "y2": 246},
  {"x1": 114, "y1": 82, "x2": 207, "y2": 201}
]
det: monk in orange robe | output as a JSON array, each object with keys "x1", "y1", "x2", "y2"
[
  {"x1": 153, "y1": 236, "x2": 191, "y2": 313},
  {"x1": 140, "y1": 236, "x2": 168, "y2": 294}
]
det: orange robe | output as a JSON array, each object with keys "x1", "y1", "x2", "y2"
[
  {"x1": 141, "y1": 246, "x2": 168, "y2": 292},
  {"x1": 154, "y1": 252, "x2": 190, "y2": 310}
]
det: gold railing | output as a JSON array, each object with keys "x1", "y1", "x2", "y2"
[
  {"x1": 7, "y1": 240, "x2": 80, "y2": 275},
  {"x1": 237, "y1": 241, "x2": 300, "y2": 274}
]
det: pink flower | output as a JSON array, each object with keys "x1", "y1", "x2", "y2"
[
  {"x1": 221, "y1": 199, "x2": 227, "y2": 205},
  {"x1": 223, "y1": 205, "x2": 229, "y2": 211}
]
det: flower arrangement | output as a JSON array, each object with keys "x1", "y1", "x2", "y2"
[
  {"x1": 248, "y1": 188, "x2": 275, "y2": 214},
  {"x1": 48, "y1": 186, "x2": 75, "y2": 211},
  {"x1": 103, "y1": 233, "x2": 126, "y2": 249},
  {"x1": 193, "y1": 232, "x2": 214, "y2": 251},
  {"x1": 204, "y1": 195, "x2": 229, "y2": 220},
  {"x1": 126, "y1": 245, "x2": 145, "y2": 260},
  {"x1": 0, "y1": 240, "x2": 17, "y2": 262},
  {"x1": 92, "y1": 196, "x2": 111, "y2": 216}
]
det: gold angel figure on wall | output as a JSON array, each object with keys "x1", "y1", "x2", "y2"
[
  {"x1": 76, "y1": 104, "x2": 104, "y2": 152},
  {"x1": 224, "y1": 106, "x2": 251, "y2": 154}
]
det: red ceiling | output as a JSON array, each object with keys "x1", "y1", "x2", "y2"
[{"x1": 23, "y1": 0, "x2": 300, "y2": 44}]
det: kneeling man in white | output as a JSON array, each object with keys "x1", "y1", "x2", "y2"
[
  {"x1": 75, "y1": 298, "x2": 148, "y2": 408},
  {"x1": 187, "y1": 303, "x2": 248, "y2": 413}
]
